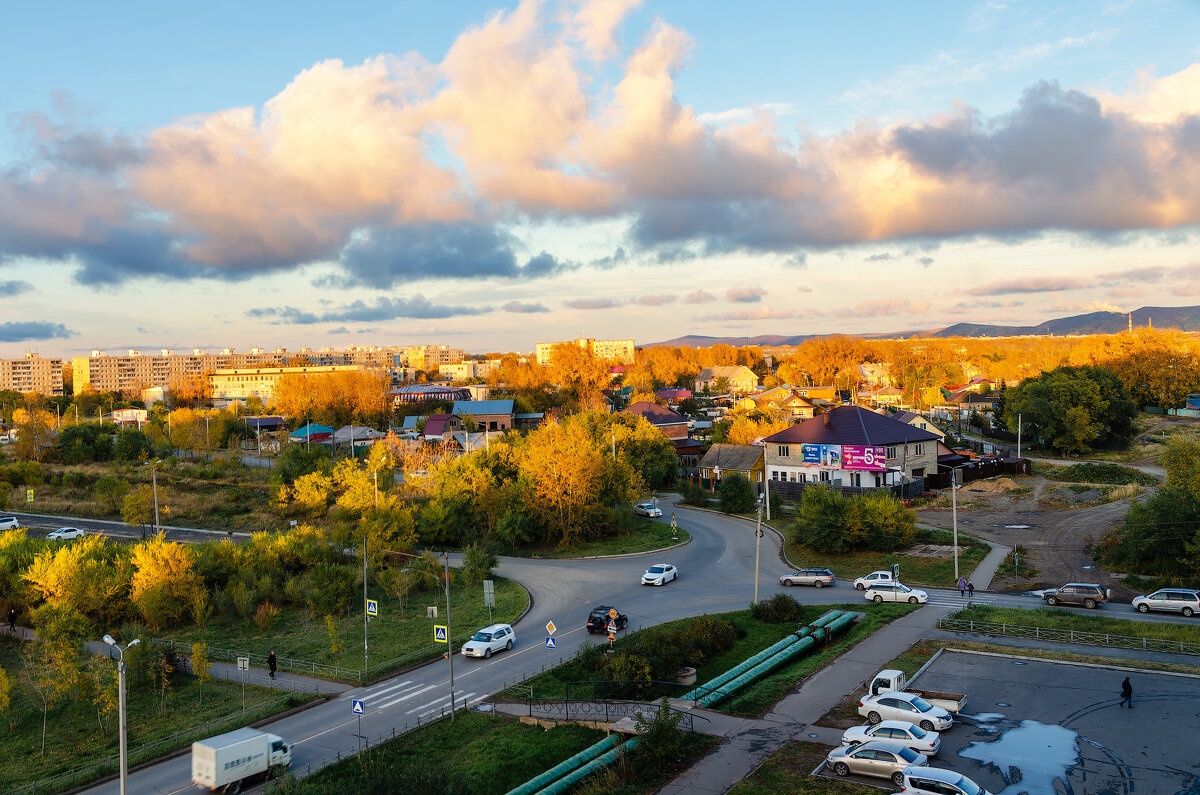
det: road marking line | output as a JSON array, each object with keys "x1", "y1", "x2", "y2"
[
  {"x1": 377, "y1": 683, "x2": 439, "y2": 710},
  {"x1": 407, "y1": 693, "x2": 453, "y2": 714},
  {"x1": 419, "y1": 692, "x2": 476, "y2": 718},
  {"x1": 344, "y1": 680, "x2": 413, "y2": 700}
]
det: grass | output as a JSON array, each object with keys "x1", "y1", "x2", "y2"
[
  {"x1": 785, "y1": 529, "x2": 991, "y2": 589},
  {"x1": 726, "y1": 741, "x2": 877, "y2": 795},
  {"x1": 993, "y1": 546, "x2": 1042, "y2": 590},
  {"x1": 157, "y1": 574, "x2": 528, "y2": 677},
  {"x1": 1121, "y1": 571, "x2": 1200, "y2": 592},
  {"x1": 525, "y1": 517, "x2": 690, "y2": 559},
  {"x1": 1036, "y1": 462, "x2": 1159, "y2": 486},
  {"x1": 950, "y1": 604, "x2": 1200, "y2": 645},
  {"x1": 0, "y1": 636, "x2": 318, "y2": 794}
]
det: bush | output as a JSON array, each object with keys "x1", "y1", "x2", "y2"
[
  {"x1": 633, "y1": 697, "x2": 687, "y2": 772},
  {"x1": 460, "y1": 542, "x2": 498, "y2": 585},
  {"x1": 308, "y1": 563, "x2": 356, "y2": 616},
  {"x1": 749, "y1": 593, "x2": 802, "y2": 624},
  {"x1": 792, "y1": 487, "x2": 916, "y2": 554},
  {"x1": 678, "y1": 479, "x2": 710, "y2": 507},
  {"x1": 717, "y1": 473, "x2": 756, "y2": 514},
  {"x1": 1041, "y1": 462, "x2": 1158, "y2": 486}
]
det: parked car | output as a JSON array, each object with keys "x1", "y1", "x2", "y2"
[
  {"x1": 642, "y1": 563, "x2": 678, "y2": 586},
  {"x1": 460, "y1": 623, "x2": 515, "y2": 659},
  {"x1": 825, "y1": 740, "x2": 927, "y2": 787},
  {"x1": 854, "y1": 570, "x2": 895, "y2": 590},
  {"x1": 633, "y1": 502, "x2": 663, "y2": 518},
  {"x1": 1042, "y1": 583, "x2": 1108, "y2": 609},
  {"x1": 1132, "y1": 588, "x2": 1200, "y2": 617},
  {"x1": 858, "y1": 691, "x2": 954, "y2": 732},
  {"x1": 899, "y1": 765, "x2": 993, "y2": 795},
  {"x1": 865, "y1": 582, "x2": 928, "y2": 604},
  {"x1": 586, "y1": 605, "x2": 629, "y2": 633},
  {"x1": 780, "y1": 568, "x2": 835, "y2": 588},
  {"x1": 47, "y1": 527, "x2": 86, "y2": 541},
  {"x1": 0, "y1": 516, "x2": 19, "y2": 531},
  {"x1": 841, "y1": 720, "x2": 940, "y2": 756}
]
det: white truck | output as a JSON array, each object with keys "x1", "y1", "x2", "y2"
[
  {"x1": 192, "y1": 727, "x2": 292, "y2": 792},
  {"x1": 865, "y1": 668, "x2": 968, "y2": 714}
]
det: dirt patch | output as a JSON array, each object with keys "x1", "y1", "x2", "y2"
[
  {"x1": 1043, "y1": 487, "x2": 1104, "y2": 505},
  {"x1": 963, "y1": 477, "x2": 1021, "y2": 494},
  {"x1": 904, "y1": 544, "x2": 960, "y2": 558}
]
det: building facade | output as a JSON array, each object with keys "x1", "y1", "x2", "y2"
[
  {"x1": 209, "y1": 365, "x2": 373, "y2": 406},
  {"x1": 0, "y1": 354, "x2": 64, "y2": 396},
  {"x1": 535, "y1": 338, "x2": 635, "y2": 366}
]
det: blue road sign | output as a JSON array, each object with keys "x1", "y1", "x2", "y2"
[
  {"x1": 366, "y1": 599, "x2": 379, "y2": 617},
  {"x1": 352, "y1": 699, "x2": 365, "y2": 715},
  {"x1": 434, "y1": 625, "x2": 448, "y2": 643},
  {"x1": 545, "y1": 637, "x2": 556, "y2": 649}
]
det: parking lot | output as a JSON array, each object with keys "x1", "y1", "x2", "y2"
[{"x1": 821, "y1": 649, "x2": 1200, "y2": 793}]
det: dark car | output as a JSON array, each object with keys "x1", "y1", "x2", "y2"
[
  {"x1": 587, "y1": 605, "x2": 629, "y2": 633},
  {"x1": 1042, "y1": 582, "x2": 1108, "y2": 609}
]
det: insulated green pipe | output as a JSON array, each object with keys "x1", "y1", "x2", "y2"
[
  {"x1": 504, "y1": 734, "x2": 621, "y2": 795},
  {"x1": 679, "y1": 609, "x2": 843, "y2": 702},
  {"x1": 533, "y1": 738, "x2": 640, "y2": 795}
]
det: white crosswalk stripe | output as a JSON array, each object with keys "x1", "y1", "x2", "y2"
[
  {"x1": 418, "y1": 692, "x2": 477, "y2": 719},
  {"x1": 378, "y1": 683, "x2": 439, "y2": 710},
  {"x1": 343, "y1": 680, "x2": 413, "y2": 701}
]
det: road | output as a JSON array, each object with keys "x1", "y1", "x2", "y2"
[
  {"x1": 10, "y1": 510, "x2": 248, "y2": 544},
  {"x1": 58, "y1": 503, "x2": 1200, "y2": 793}
]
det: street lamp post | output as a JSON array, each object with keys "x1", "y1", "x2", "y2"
[
  {"x1": 365, "y1": 455, "x2": 389, "y2": 676},
  {"x1": 150, "y1": 459, "x2": 162, "y2": 535},
  {"x1": 950, "y1": 466, "x2": 962, "y2": 581},
  {"x1": 102, "y1": 635, "x2": 140, "y2": 795},
  {"x1": 397, "y1": 550, "x2": 456, "y2": 721},
  {"x1": 753, "y1": 493, "x2": 764, "y2": 604}
]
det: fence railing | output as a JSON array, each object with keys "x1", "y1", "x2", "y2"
[{"x1": 936, "y1": 617, "x2": 1200, "y2": 656}]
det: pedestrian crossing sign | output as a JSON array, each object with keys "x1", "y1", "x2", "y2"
[
  {"x1": 545, "y1": 637, "x2": 556, "y2": 649},
  {"x1": 366, "y1": 599, "x2": 378, "y2": 617},
  {"x1": 352, "y1": 699, "x2": 365, "y2": 715},
  {"x1": 434, "y1": 625, "x2": 448, "y2": 643}
]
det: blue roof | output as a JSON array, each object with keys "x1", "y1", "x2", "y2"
[
  {"x1": 400, "y1": 415, "x2": 420, "y2": 430},
  {"x1": 289, "y1": 423, "x2": 333, "y2": 438},
  {"x1": 452, "y1": 399, "x2": 514, "y2": 415}
]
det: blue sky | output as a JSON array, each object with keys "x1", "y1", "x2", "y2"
[{"x1": 2, "y1": 0, "x2": 1199, "y2": 357}]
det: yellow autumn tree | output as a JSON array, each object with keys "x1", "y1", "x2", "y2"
[
  {"x1": 129, "y1": 532, "x2": 204, "y2": 629},
  {"x1": 22, "y1": 535, "x2": 132, "y2": 629}
]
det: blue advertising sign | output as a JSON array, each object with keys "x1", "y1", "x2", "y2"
[{"x1": 800, "y1": 444, "x2": 842, "y2": 468}]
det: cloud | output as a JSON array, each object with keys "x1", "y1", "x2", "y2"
[
  {"x1": 502, "y1": 300, "x2": 549, "y2": 313},
  {"x1": 684, "y1": 290, "x2": 716, "y2": 304},
  {"x1": 0, "y1": 321, "x2": 76, "y2": 342},
  {"x1": 249, "y1": 294, "x2": 488, "y2": 325},
  {"x1": 633, "y1": 294, "x2": 677, "y2": 306},
  {"x1": 565, "y1": 297, "x2": 622, "y2": 309},
  {"x1": 0, "y1": 280, "x2": 34, "y2": 296},
  {"x1": 726, "y1": 285, "x2": 766, "y2": 303},
  {"x1": 865, "y1": 252, "x2": 894, "y2": 261},
  {"x1": 850, "y1": 298, "x2": 931, "y2": 317},
  {"x1": 796, "y1": 285, "x2": 813, "y2": 293},
  {"x1": 917, "y1": 256, "x2": 934, "y2": 266},
  {"x1": 1097, "y1": 265, "x2": 1167, "y2": 283},
  {"x1": 699, "y1": 306, "x2": 797, "y2": 321},
  {"x1": 697, "y1": 102, "x2": 798, "y2": 125},
  {"x1": 784, "y1": 253, "x2": 807, "y2": 268},
  {"x1": 967, "y1": 276, "x2": 1086, "y2": 296}
]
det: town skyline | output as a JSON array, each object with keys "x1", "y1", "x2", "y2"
[{"x1": 3, "y1": 0, "x2": 1199, "y2": 358}]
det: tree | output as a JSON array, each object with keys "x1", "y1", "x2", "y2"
[
  {"x1": 460, "y1": 542, "x2": 498, "y2": 586},
  {"x1": 129, "y1": 532, "x2": 204, "y2": 629},
  {"x1": 84, "y1": 655, "x2": 119, "y2": 735},
  {"x1": 308, "y1": 563, "x2": 356, "y2": 616},
  {"x1": 292, "y1": 471, "x2": 334, "y2": 515},
  {"x1": 191, "y1": 642, "x2": 212, "y2": 706},
  {"x1": 93, "y1": 476, "x2": 131, "y2": 513},
  {"x1": 717, "y1": 473, "x2": 756, "y2": 514},
  {"x1": 11, "y1": 407, "x2": 56, "y2": 462},
  {"x1": 112, "y1": 428, "x2": 153, "y2": 461},
  {"x1": 122, "y1": 484, "x2": 155, "y2": 534},
  {"x1": 792, "y1": 487, "x2": 917, "y2": 554},
  {"x1": 1002, "y1": 365, "x2": 1137, "y2": 454}
]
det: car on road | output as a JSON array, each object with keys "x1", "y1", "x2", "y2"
[
  {"x1": 586, "y1": 605, "x2": 629, "y2": 633},
  {"x1": 1042, "y1": 582, "x2": 1108, "y2": 609},
  {"x1": 858, "y1": 691, "x2": 954, "y2": 732},
  {"x1": 864, "y1": 582, "x2": 928, "y2": 604},
  {"x1": 854, "y1": 570, "x2": 895, "y2": 590},
  {"x1": 47, "y1": 527, "x2": 86, "y2": 541},
  {"x1": 0, "y1": 516, "x2": 19, "y2": 531},
  {"x1": 633, "y1": 502, "x2": 663, "y2": 518},
  {"x1": 900, "y1": 765, "x2": 993, "y2": 795},
  {"x1": 460, "y1": 623, "x2": 515, "y2": 659},
  {"x1": 840, "y1": 720, "x2": 940, "y2": 756},
  {"x1": 780, "y1": 568, "x2": 835, "y2": 588},
  {"x1": 642, "y1": 563, "x2": 678, "y2": 585},
  {"x1": 1131, "y1": 588, "x2": 1200, "y2": 617},
  {"x1": 825, "y1": 740, "x2": 927, "y2": 787}
]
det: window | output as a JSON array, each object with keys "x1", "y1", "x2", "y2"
[
  {"x1": 778, "y1": 445, "x2": 789, "y2": 457},
  {"x1": 914, "y1": 443, "x2": 924, "y2": 456},
  {"x1": 886, "y1": 446, "x2": 897, "y2": 459}
]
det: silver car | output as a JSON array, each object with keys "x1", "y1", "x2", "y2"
[
  {"x1": 841, "y1": 720, "x2": 941, "y2": 756},
  {"x1": 901, "y1": 765, "x2": 993, "y2": 795},
  {"x1": 1132, "y1": 589, "x2": 1200, "y2": 617},
  {"x1": 634, "y1": 502, "x2": 663, "y2": 518},
  {"x1": 825, "y1": 740, "x2": 927, "y2": 787},
  {"x1": 779, "y1": 568, "x2": 835, "y2": 588},
  {"x1": 858, "y1": 691, "x2": 953, "y2": 731}
]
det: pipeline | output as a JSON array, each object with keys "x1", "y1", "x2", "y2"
[
  {"x1": 533, "y1": 737, "x2": 640, "y2": 795},
  {"x1": 697, "y1": 610, "x2": 859, "y2": 708},
  {"x1": 679, "y1": 609, "x2": 843, "y2": 702},
  {"x1": 504, "y1": 734, "x2": 621, "y2": 795}
]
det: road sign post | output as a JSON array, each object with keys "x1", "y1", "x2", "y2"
[
  {"x1": 352, "y1": 699, "x2": 365, "y2": 752},
  {"x1": 236, "y1": 657, "x2": 249, "y2": 710},
  {"x1": 26, "y1": 489, "x2": 33, "y2": 504},
  {"x1": 483, "y1": 580, "x2": 495, "y2": 625},
  {"x1": 366, "y1": 599, "x2": 378, "y2": 618}
]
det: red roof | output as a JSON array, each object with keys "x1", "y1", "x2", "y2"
[
  {"x1": 622, "y1": 401, "x2": 688, "y2": 426},
  {"x1": 423, "y1": 413, "x2": 453, "y2": 436}
]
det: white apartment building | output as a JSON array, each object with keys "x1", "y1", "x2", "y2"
[
  {"x1": 535, "y1": 337, "x2": 635, "y2": 366},
  {"x1": 0, "y1": 353, "x2": 64, "y2": 395}
]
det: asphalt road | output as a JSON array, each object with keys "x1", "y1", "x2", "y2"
[{"x1": 55, "y1": 504, "x2": 1200, "y2": 793}]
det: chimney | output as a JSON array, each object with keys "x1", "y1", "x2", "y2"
[{"x1": 823, "y1": 413, "x2": 831, "y2": 426}]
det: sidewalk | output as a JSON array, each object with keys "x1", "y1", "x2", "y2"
[{"x1": 969, "y1": 540, "x2": 1012, "y2": 591}]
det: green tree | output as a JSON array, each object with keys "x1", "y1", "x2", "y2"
[
  {"x1": 122, "y1": 484, "x2": 155, "y2": 534},
  {"x1": 460, "y1": 542, "x2": 498, "y2": 586},
  {"x1": 1002, "y1": 365, "x2": 1136, "y2": 453},
  {"x1": 793, "y1": 486, "x2": 852, "y2": 554},
  {"x1": 112, "y1": 428, "x2": 153, "y2": 461},
  {"x1": 633, "y1": 697, "x2": 687, "y2": 772},
  {"x1": 308, "y1": 563, "x2": 356, "y2": 616},
  {"x1": 717, "y1": 473, "x2": 756, "y2": 514},
  {"x1": 93, "y1": 476, "x2": 131, "y2": 513}
]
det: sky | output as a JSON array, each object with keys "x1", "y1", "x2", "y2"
[{"x1": 2, "y1": 0, "x2": 1200, "y2": 358}]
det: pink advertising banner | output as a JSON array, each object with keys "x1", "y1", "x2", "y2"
[{"x1": 841, "y1": 445, "x2": 886, "y2": 471}]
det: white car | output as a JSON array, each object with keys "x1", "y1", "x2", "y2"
[
  {"x1": 864, "y1": 582, "x2": 928, "y2": 604},
  {"x1": 642, "y1": 563, "x2": 678, "y2": 585},
  {"x1": 47, "y1": 527, "x2": 86, "y2": 541},
  {"x1": 841, "y1": 720, "x2": 941, "y2": 756},
  {"x1": 634, "y1": 502, "x2": 663, "y2": 518},
  {"x1": 460, "y1": 623, "x2": 515, "y2": 659},
  {"x1": 0, "y1": 516, "x2": 19, "y2": 531},
  {"x1": 858, "y1": 691, "x2": 953, "y2": 732},
  {"x1": 854, "y1": 570, "x2": 895, "y2": 590},
  {"x1": 900, "y1": 765, "x2": 994, "y2": 795}
]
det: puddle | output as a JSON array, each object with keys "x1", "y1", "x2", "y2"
[
  {"x1": 1002, "y1": 524, "x2": 1033, "y2": 529},
  {"x1": 1012, "y1": 661, "x2": 1028, "y2": 665},
  {"x1": 959, "y1": 719, "x2": 1079, "y2": 795},
  {"x1": 971, "y1": 713, "x2": 1007, "y2": 723},
  {"x1": 1081, "y1": 564, "x2": 1097, "y2": 570},
  {"x1": 995, "y1": 703, "x2": 1011, "y2": 708}
]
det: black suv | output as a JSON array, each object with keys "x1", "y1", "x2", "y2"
[
  {"x1": 1042, "y1": 582, "x2": 1108, "y2": 609},
  {"x1": 586, "y1": 605, "x2": 629, "y2": 633}
]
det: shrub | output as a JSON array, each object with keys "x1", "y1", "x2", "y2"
[
  {"x1": 308, "y1": 563, "x2": 356, "y2": 616},
  {"x1": 685, "y1": 614, "x2": 737, "y2": 657},
  {"x1": 749, "y1": 593, "x2": 802, "y2": 624},
  {"x1": 633, "y1": 697, "x2": 687, "y2": 773},
  {"x1": 678, "y1": 479, "x2": 710, "y2": 507},
  {"x1": 254, "y1": 600, "x2": 282, "y2": 631},
  {"x1": 717, "y1": 473, "x2": 756, "y2": 514},
  {"x1": 460, "y1": 542, "x2": 498, "y2": 585}
]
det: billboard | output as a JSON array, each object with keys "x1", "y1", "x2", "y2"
[
  {"x1": 842, "y1": 445, "x2": 886, "y2": 471},
  {"x1": 800, "y1": 443, "x2": 841, "y2": 468}
]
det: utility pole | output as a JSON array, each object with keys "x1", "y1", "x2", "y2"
[
  {"x1": 444, "y1": 551, "x2": 455, "y2": 722},
  {"x1": 103, "y1": 635, "x2": 140, "y2": 795},
  {"x1": 753, "y1": 494, "x2": 764, "y2": 604},
  {"x1": 951, "y1": 467, "x2": 961, "y2": 581}
]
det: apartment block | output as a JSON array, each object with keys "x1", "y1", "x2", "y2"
[
  {"x1": 0, "y1": 353, "x2": 64, "y2": 395},
  {"x1": 209, "y1": 365, "x2": 373, "y2": 406},
  {"x1": 535, "y1": 337, "x2": 635, "y2": 366}
]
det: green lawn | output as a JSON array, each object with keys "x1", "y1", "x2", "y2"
[
  {"x1": 0, "y1": 636, "x2": 316, "y2": 794},
  {"x1": 785, "y1": 529, "x2": 991, "y2": 589},
  {"x1": 727, "y1": 741, "x2": 877, "y2": 795},
  {"x1": 949, "y1": 604, "x2": 1200, "y2": 646},
  {"x1": 524, "y1": 517, "x2": 690, "y2": 559},
  {"x1": 157, "y1": 574, "x2": 528, "y2": 679},
  {"x1": 1035, "y1": 462, "x2": 1159, "y2": 485}
]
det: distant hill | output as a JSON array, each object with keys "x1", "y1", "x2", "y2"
[{"x1": 645, "y1": 305, "x2": 1200, "y2": 348}]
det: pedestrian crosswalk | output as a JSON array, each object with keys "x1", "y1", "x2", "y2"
[
  {"x1": 924, "y1": 593, "x2": 1001, "y2": 607},
  {"x1": 344, "y1": 679, "x2": 487, "y2": 718}
]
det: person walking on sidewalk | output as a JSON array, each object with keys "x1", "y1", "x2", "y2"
[
  {"x1": 967, "y1": 582, "x2": 975, "y2": 599},
  {"x1": 268, "y1": 650, "x2": 277, "y2": 680},
  {"x1": 1119, "y1": 677, "x2": 1133, "y2": 708},
  {"x1": 957, "y1": 576, "x2": 967, "y2": 597}
]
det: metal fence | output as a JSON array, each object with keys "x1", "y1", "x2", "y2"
[{"x1": 936, "y1": 617, "x2": 1200, "y2": 656}]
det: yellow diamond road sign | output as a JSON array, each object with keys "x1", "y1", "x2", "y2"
[{"x1": 545, "y1": 621, "x2": 556, "y2": 636}]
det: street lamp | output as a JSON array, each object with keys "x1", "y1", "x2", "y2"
[
  {"x1": 364, "y1": 455, "x2": 390, "y2": 674},
  {"x1": 753, "y1": 493, "x2": 764, "y2": 604},
  {"x1": 398, "y1": 551, "x2": 456, "y2": 722},
  {"x1": 949, "y1": 465, "x2": 964, "y2": 581},
  {"x1": 150, "y1": 459, "x2": 162, "y2": 535},
  {"x1": 102, "y1": 635, "x2": 140, "y2": 795}
]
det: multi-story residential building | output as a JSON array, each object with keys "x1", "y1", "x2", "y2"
[
  {"x1": 209, "y1": 365, "x2": 374, "y2": 406},
  {"x1": 0, "y1": 353, "x2": 64, "y2": 395},
  {"x1": 694, "y1": 365, "x2": 760, "y2": 395},
  {"x1": 439, "y1": 360, "x2": 494, "y2": 381},
  {"x1": 535, "y1": 338, "x2": 635, "y2": 366}
]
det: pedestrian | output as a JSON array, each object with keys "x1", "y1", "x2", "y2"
[
  {"x1": 268, "y1": 650, "x2": 277, "y2": 680},
  {"x1": 6, "y1": 607, "x2": 15, "y2": 635},
  {"x1": 957, "y1": 576, "x2": 967, "y2": 597},
  {"x1": 967, "y1": 582, "x2": 975, "y2": 599},
  {"x1": 1119, "y1": 677, "x2": 1133, "y2": 708}
]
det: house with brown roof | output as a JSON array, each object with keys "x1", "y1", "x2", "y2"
[
  {"x1": 422, "y1": 413, "x2": 464, "y2": 442},
  {"x1": 697, "y1": 443, "x2": 765, "y2": 494},
  {"x1": 883, "y1": 409, "x2": 946, "y2": 442},
  {"x1": 694, "y1": 365, "x2": 759, "y2": 395},
  {"x1": 622, "y1": 401, "x2": 690, "y2": 439},
  {"x1": 736, "y1": 385, "x2": 819, "y2": 419}
]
